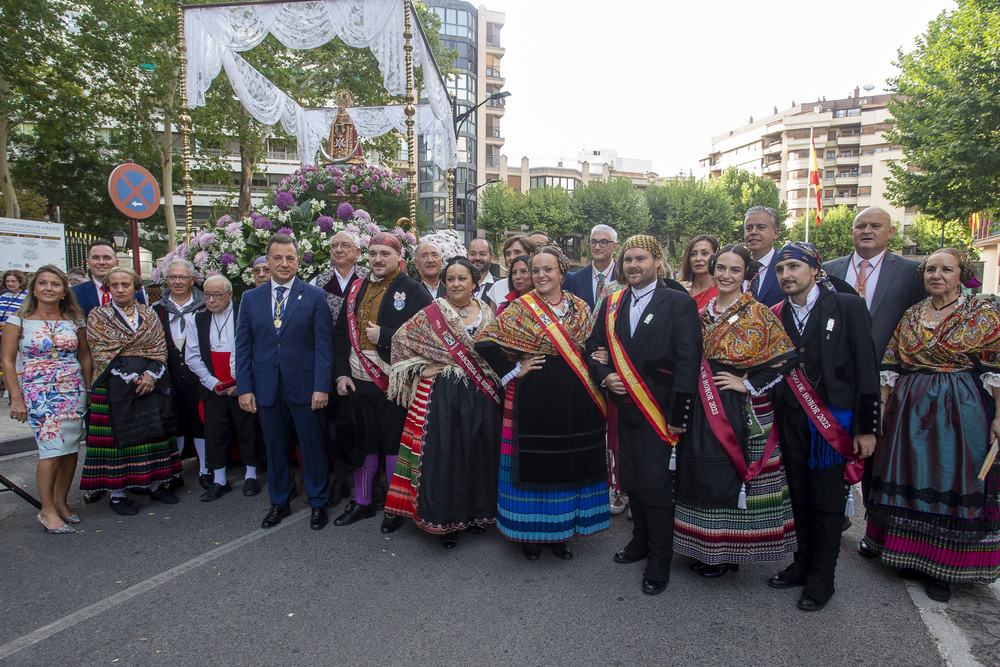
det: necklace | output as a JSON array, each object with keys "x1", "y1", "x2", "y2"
[
  {"x1": 449, "y1": 299, "x2": 472, "y2": 318},
  {"x1": 931, "y1": 295, "x2": 960, "y2": 319},
  {"x1": 212, "y1": 309, "x2": 233, "y2": 350},
  {"x1": 40, "y1": 316, "x2": 61, "y2": 359}
]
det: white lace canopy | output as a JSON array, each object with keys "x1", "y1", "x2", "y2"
[{"x1": 183, "y1": 0, "x2": 456, "y2": 169}]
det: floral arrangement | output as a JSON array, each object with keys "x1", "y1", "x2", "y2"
[
  {"x1": 419, "y1": 228, "x2": 467, "y2": 261},
  {"x1": 274, "y1": 163, "x2": 404, "y2": 209}
]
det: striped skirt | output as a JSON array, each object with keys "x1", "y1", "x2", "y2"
[
  {"x1": 674, "y1": 393, "x2": 797, "y2": 564},
  {"x1": 497, "y1": 384, "x2": 610, "y2": 543},
  {"x1": 80, "y1": 386, "x2": 181, "y2": 492}
]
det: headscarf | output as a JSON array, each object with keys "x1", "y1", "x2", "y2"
[
  {"x1": 619, "y1": 234, "x2": 662, "y2": 259},
  {"x1": 369, "y1": 232, "x2": 402, "y2": 255},
  {"x1": 253, "y1": 256, "x2": 267, "y2": 267},
  {"x1": 773, "y1": 241, "x2": 831, "y2": 286}
]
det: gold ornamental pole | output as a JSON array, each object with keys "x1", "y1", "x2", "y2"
[
  {"x1": 403, "y1": 1, "x2": 417, "y2": 224},
  {"x1": 446, "y1": 168, "x2": 454, "y2": 230},
  {"x1": 177, "y1": 2, "x2": 194, "y2": 244}
]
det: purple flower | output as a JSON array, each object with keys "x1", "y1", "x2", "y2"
[
  {"x1": 297, "y1": 175, "x2": 306, "y2": 183},
  {"x1": 225, "y1": 221, "x2": 241, "y2": 235},
  {"x1": 372, "y1": 174, "x2": 379, "y2": 182},
  {"x1": 345, "y1": 223, "x2": 361, "y2": 235},
  {"x1": 363, "y1": 180, "x2": 371, "y2": 188},
  {"x1": 194, "y1": 251, "x2": 207, "y2": 266},
  {"x1": 220, "y1": 253, "x2": 236, "y2": 266},
  {"x1": 350, "y1": 184, "x2": 359, "y2": 193},
  {"x1": 380, "y1": 182, "x2": 388, "y2": 190},
  {"x1": 275, "y1": 191, "x2": 295, "y2": 211},
  {"x1": 303, "y1": 252, "x2": 314, "y2": 264},
  {"x1": 254, "y1": 217, "x2": 273, "y2": 231},
  {"x1": 336, "y1": 189, "x2": 345, "y2": 197},
  {"x1": 316, "y1": 183, "x2": 325, "y2": 192},
  {"x1": 391, "y1": 187, "x2": 400, "y2": 194},
  {"x1": 336, "y1": 178, "x2": 344, "y2": 187},
  {"x1": 404, "y1": 232, "x2": 417, "y2": 245},
  {"x1": 277, "y1": 227, "x2": 294, "y2": 236},
  {"x1": 199, "y1": 232, "x2": 214, "y2": 248},
  {"x1": 355, "y1": 209, "x2": 371, "y2": 222},
  {"x1": 316, "y1": 216, "x2": 335, "y2": 233},
  {"x1": 216, "y1": 214, "x2": 232, "y2": 228},
  {"x1": 336, "y1": 202, "x2": 355, "y2": 220},
  {"x1": 365, "y1": 221, "x2": 381, "y2": 234}
]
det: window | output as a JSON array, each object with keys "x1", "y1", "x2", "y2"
[
  {"x1": 486, "y1": 22, "x2": 501, "y2": 47},
  {"x1": 859, "y1": 186, "x2": 872, "y2": 195},
  {"x1": 860, "y1": 165, "x2": 873, "y2": 175},
  {"x1": 787, "y1": 129, "x2": 812, "y2": 140},
  {"x1": 826, "y1": 151, "x2": 836, "y2": 160},
  {"x1": 833, "y1": 108, "x2": 861, "y2": 118},
  {"x1": 824, "y1": 189, "x2": 835, "y2": 200},
  {"x1": 827, "y1": 131, "x2": 837, "y2": 141},
  {"x1": 826, "y1": 170, "x2": 835, "y2": 179},
  {"x1": 788, "y1": 169, "x2": 809, "y2": 179},
  {"x1": 872, "y1": 144, "x2": 891, "y2": 153}
]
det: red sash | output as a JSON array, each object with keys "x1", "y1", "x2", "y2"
[
  {"x1": 345, "y1": 279, "x2": 389, "y2": 392},
  {"x1": 698, "y1": 357, "x2": 779, "y2": 481},
  {"x1": 522, "y1": 293, "x2": 606, "y2": 417},
  {"x1": 425, "y1": 302, "x2": 502, "y2": 407}
]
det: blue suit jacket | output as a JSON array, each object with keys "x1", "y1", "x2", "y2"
[
  {"x1": 752, "y1": 262, "x2": 785, "y2": 308},
  {"x1": 235, "y1": 278, "x2": 333, "y2": 407},
  {"x1": 563, "y1": 263, "x2": 598, "y2": 310},
  {"x1": 72, "y1": 280, "x2": 146, "y2": 317}
]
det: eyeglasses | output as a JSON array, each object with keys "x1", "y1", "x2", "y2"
[
  {"x1": 166, "y1": 275, "x2": 194, "y2": 282},
  {"x1": 203, "y1": 292, "x2": 231, "y2": 300},
  {"x1": 589, "y1": 239, "x2": 612, "y2": 248},
  {"x1": 331, "y1": 242, "x2": 356, "y2": 250},
  {"x1": 252, "y1": 267, "x2": 270, "y2": 273},
  {"x1": 530, "y1": 266, "x2": 559, "y2": 276}
]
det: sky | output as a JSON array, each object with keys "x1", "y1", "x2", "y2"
[{"x1": 487, "y1": 0, "x2": 954, "y2": 176}]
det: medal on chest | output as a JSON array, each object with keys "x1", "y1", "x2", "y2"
[
  {"x1": 393, "y1": 291, "x2": 406, "y2": 311},
  {"x1": 273, "y1": 317, "x2": 282, "y2": 328}
]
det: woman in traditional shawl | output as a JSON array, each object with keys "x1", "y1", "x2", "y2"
[
  {"x1": 673, "y1": 244, "x2": 797, "y2": 577},
  {"x1": 477, "y1": 246, "x2": 610, "y2": 561},
  {"x1": 866, "y1": 248, "x2": 1000, "y2": 603},
  {"x1": 80, "y1": 267, "x2": 181, "y2": 516},
  {"x1": 384, "y1": 257, "x2": 503, "y2": 548}
]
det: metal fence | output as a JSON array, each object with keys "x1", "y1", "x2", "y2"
[{"x1": 65, "y1": 230, "x2": 98, "y2": 271}]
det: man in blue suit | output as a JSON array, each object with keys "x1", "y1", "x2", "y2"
[
  {"x1": 743, "y1": 206, "x2": 786, "y2": 307},
  {"x1": 236, "y1": 233, "x2": 334, "y2": 531},
  {"x1": 563, "y1": 224, "x2": 619, "y2": 310}
]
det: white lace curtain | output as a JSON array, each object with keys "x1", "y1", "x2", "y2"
[{"x1": 183, "y1": 0, "x2": 456, "y2": 170}]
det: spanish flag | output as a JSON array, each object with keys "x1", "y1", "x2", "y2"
[{"x1": 809, "y1": 128, "x2": 822, "y2": 226}]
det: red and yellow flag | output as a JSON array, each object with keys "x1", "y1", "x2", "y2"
[{"x1": 809, "y1": 128, "x2": 822, "y2": 226}]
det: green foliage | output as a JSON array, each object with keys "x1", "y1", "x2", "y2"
[
  {"x1": 522, "y1": 187, "x2": 575, "y2": 239},
  {"x1": 476, "y1": 184, "x2": 527, "y2": 245},
  {"x1": 715, "y1": 166, "x2": 788, "y2": 239},
  {"x1": 906, "y1": 213, "x2": 976, "y2": 256},
  {"x1": 787, "y1": 206, "x2": 907, "y2": 262},
  {"x1": 885, "y1": 0, "x2": 1000, "y2": 222},
  {"x1": 0, "y1": 189, "x2": 47, "y2": 221},
  {"x1": 645, "y1": 177, "x2": 735, "y2": 262},
  {"x1": 571, "y1": 178, "x2": 651, "y2": 247}
]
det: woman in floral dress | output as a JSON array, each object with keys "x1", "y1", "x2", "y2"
[{"x1": 1, "y1": 266, "x2": 92, "y2": 534}]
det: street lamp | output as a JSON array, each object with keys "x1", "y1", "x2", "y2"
[
  {"x1": 112, "y1": 228, "x2": 128, "y2": 252},
  {"x1": 451, "y1": 90, "x2": 511, "y2": 229},
  {"x1": 463, "y1": 178, "x2": 501, "y2": 246}
]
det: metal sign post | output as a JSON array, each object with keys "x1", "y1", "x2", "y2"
[{"x1": 107, "y1": 160, "x2": 161, "y2": 277}]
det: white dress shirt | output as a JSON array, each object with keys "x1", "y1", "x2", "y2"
[
  {"x1": 592, "y1": 260, "x2": 615, "y2": 302},
  {"x1": 845, "y1": 250, "x2": 887, "y2": 310},
  {"x1": 745, "y1": 247, "x2": 776, "y2": 292},
  {"x1": 789, "y1": 284, "x2": 821, "y2": 334},
  {"x1": 166, "y1": 293, "x2": 193, "y2": 351},
  {"x1": 628, "y1": 280, "x2": 657, "y2": 336},
  {"x1": 270, "y1": 277, "x2": 296, "y2": 315},
  {"x1": 185, "y1": 303, "x2": 235, "y2": 391},
  {"x1": 309, "y1": 266, "x2": 356, "y2": 292},
  {"x1": 472, "y1": 273, "x2": 496, "y2": 300}
]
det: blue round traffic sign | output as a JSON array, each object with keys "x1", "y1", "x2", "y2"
[{"x1": 108, "y1": 163, "x2": 160, "y2": 219}]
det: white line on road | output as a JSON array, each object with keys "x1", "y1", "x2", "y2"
[
  {"x1": 0, "y1": 450, "x2": 38, "y2": 462},
  {"x1": 0, "y1": 509, "x2": 308, "y2": 661},
  {"x1": 905, "y1": 581, "x2": 984, "y2": 667}
]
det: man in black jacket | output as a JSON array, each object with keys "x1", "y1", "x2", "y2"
[
  {"x1": 333, "y1": 233, "x2": 431, "y2": 530},
  {"x1": 587, "y1": 235, "x2": 701, "y2": 596},
  {"x1": 768, "y1": 242, "x2": 879, "y2": 612}
]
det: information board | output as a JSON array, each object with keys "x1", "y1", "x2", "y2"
[{"x1": 0, "y1": 217, "x2": 66, "y2": 271}]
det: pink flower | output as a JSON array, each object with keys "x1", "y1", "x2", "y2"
[
  {"x1": 316, "y1": 183, "x2": 325, "y2": 191},
  {"x1": 380, "y1": 182, "x2": 388, "y2": 190},
  {"x1": 355, "y1": 209, "x2": 371, "y2": 222},
  {"x1": 345, "y1": 223, "x2": 361, "y2": 235},
  {"x1": 336, "y1": 189, "x2": 345, "y2": 197},
  {"x1": 194, "y1": 251, "x2": 207, "y2": 266},
  {"x1": 365, "y1": 222, "x2": 380, "y2": 234},
  {"x1": 350, "y1": 185, "x2": 358, "y2": 193},
  {"x1": 392, "y1": 187, "x2": 400, "y2": 194}
]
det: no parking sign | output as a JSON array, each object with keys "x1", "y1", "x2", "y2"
[{"x1": 108, "y1": 162, "x2": 160, "y2": 219}]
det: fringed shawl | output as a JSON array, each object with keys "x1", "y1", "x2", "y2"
[
  {"x1": 476, "y1": 290, "x2": 593, "y2": 356},
  {"x1": 701, "y1": 290, "x2": 795, "y2": 369},
  {"x1": 883, "y1": 295, "x2": 1000, "y2": 373},
  {"x1": 87, "y1": 303, "x2": 167, "y2": 387},
  {"x1": 389, "y1": 297, "x2": 497, "y2": 407}
]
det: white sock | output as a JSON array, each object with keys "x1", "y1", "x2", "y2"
[
  {"x1": 110, "y1": 490, "x2": 127, "y2": 499},
  {"x1": 244, "y1": 465, "x2": 257, "y2": 480},
  {"x1": 194, "y1": 438, "x2": 208, "y2": 475},
  {"x1": 174, "y1": 436, "x2": 186, "y2": 477},
  {"x1": 214, "y1": 467, "x2": 227, "y2": 486}
]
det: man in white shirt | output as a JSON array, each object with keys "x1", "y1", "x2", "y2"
[
  {"x1": 415, "y1": 241, "x2": 446, "y2": 298},
  {"x1": 185, "y1": 275, "x2": 262, "y2": 501},
  {"x1": 467, "y1": 238, "x2": 498, "y2": 304},
  {"x1": 564, "y1": 224, "x2": 619, "y2": 310},
  {"x1": 744, "y1": 206, "x2": 785, "y2": 307},
  {"x1": 310, "y1": 231, "x2": 370, "y2": 328}
]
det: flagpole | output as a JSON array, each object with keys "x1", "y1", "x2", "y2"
[{"x1": 805, "y1": 127, "x2": 812, "y2": 245}]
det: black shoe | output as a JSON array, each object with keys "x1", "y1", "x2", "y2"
[
  {"x1": 199, "y1": 482, "x2": 232, "y2": 502},
  {"x1": 242, "y1": 478, "x2": 261, "y2": 497},
  {"x1": 896, "y1": 567, "x2": 925, "y2": 581},
  {"x1": 310, "y1": 507, "x2": 328, "y2": 531},
  {"x1": 381, "y1": 513, "x2": 403, "y2": 534},
  {"x1": 466, "y1": 524, "x2": 485, "y2": 534},
  {"x1": 109, "y1": 496, "x2": 139, "y2": 516},
  {"x1": 149, "y1": 485, "x2": 179, "y2": 504},
  {"x1": 199, "y1": 474, "x2": 213, "y2": 491},
  {"x1": 797, "y1": 595, "x2": 827, "y2": 612},
  {"x1": 523, "y1": 543, "x2": 541, "y2": 560},
  {"x1": 333, "y1": 501, "x2": 375, "y2": 526},
  {"x1": 642, "y1": 578, "x2": 668, "y2": 595},
  {"x1": 841, "y1": 516, "x2": 852, "y2": 533},
  {"x1": 261, "y1": 504, "x2": 290, "y2": 528},
  {"x1": 925, "y1": 577, "x2": 951, "y2": 602},
  {"x1": 613, "y1": 549, "x2": 647, "y2": 565},
  {"x1": 441, "y1": 533, "x2": 458, "y2": 549},
  {"x1": 84, "y1": 490, "x2": 105, "y2": 504},
  {"x1": 550, "y1": 542, "x2": 573, "y2": 560},
  {"x1": 162, "y1": 476, "x2": 184, "y2": 493},
  {"x1": 701, "y1": 563, "x2": 739, "y2": 578},
  {"x1": 373, "y1": 482, "x2": 387, "y2": 511},
  {"x1": 768, "y1": 569, "x2": 805, "y2": 590},
  {"x1": 857, "y1": 537, "x2": 878, "y2": 558},
  {"x1": 324, "y1": 481, "x2": 350, "y2": 508},
  {"x1": 689, "y1": 560, "x2": 707, "y2": 571}
]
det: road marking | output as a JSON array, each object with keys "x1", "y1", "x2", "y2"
[
  {"x1": 0, "y1": 510, "x2": 308, "y2": 661},
  {"x1": 0, "y1": 449, "x2": 38, "y2": 462},
  {"x1": 905, "y1": 582, "x2": 984, "y2": 667}
]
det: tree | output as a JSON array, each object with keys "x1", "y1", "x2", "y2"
[
  {"x1": 645, "y1": 177, "x2": 735, "y2": 262},
  {"x1": 522, "y1": 186, "x2": 575, "y2": 239},
  {"x1": 715, "y1": 166, "x2": 788, "y2": 239},
  {"x1": 476, "y1": 183, "x2": 526, "y2": 245},
  {"x1": 788, "y1": 205, "x2": 906, "y2": 261},
  {"x1": 571, "y1": 177, "x2": 651, "y2": 246},
  {"x1": 906, "y1": 213, "x2": 976, "y2": 256},
  {"x1": 885, "y1": 0, "x2": 1000, "y2": 223}
]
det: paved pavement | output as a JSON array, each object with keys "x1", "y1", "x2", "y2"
[{"x1": 1, "y1": 413, "x2": 998, "y2": 666}]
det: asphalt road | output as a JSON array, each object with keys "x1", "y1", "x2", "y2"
[{"x1": 1, "y1": 451, "x2": 998, "y2": 667}]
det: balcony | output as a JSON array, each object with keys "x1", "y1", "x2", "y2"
[
  {"x1": 484, "y1": 154, "x2": 502, "y2": 168},
  {"x1": 762, "y1": 160, "x2": 781, "y2": 174},
  {"x1": 484, "y1": 67, "x2": 504, "y2": 84}
]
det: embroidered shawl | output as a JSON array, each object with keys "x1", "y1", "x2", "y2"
[
  {"x1": 315, "y1": 264, "x2": 369, "y2": 327},
  {"x1": 883, "y1": 295, "x2": 1000, "y2": 373},
  {"x1": 701, "y1": 290, "x2": 795, "y2": 369},
  {"x1": 87, "y1": 303, "x2": 167, "y2": 386},
  {"x1": 388, "y1": 297, "x2": 497, "y2": 406},
  {"x1": 476, "y1": 290, "x2": 593, "y2": 355}
]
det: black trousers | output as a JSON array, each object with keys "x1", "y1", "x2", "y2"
[
  {"x1": 203, "y1": 391, "x2": 261, "y2": 471},
  {"x1": 351, "y1": 379, "x2": 407, "y2": 462},
  {"x1": 778, "y1": 408, "x2": 850, "y2": 605},
  {"x1": 617, "y1": 402, "x2": 675, "y2": 583},
  {"x1": 167, "y1": 349, "x2": 204, "y2": 441}
]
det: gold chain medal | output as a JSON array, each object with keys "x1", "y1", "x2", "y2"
[{"x1": 273, "y1": 317, "x2": 282, "y2": 328}]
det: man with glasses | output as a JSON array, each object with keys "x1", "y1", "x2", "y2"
[
  {"x1": 185, "y1": 275, "x2": 262, "y2": 500},
  {"x1": 251, "y1": 256, "x2": 271, "y2": 287},
  {"x1": 529, "y1": 230, "x2": 551, "y2": 250},
  {"x1": 564, "y1": 224, "x2": 619, "y2": 310},
  {"x1": 311, "y1": 231, "x2": 369, "y2": 327},
  {"x1": 153, "y1": 258, "x2": 208, "y2": 493}
]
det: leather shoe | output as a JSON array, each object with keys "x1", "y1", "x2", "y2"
[
  {"x1": 148, "y1": 484, "x2": 179, "y2": 504},
  {"x1": 925, "y1": 577, "x2": 951, "y2": 602},
  {"x1": 550, "y1": 542, "x2": 573, "y2": 560},
  {"x1": 373, "y1": 482, "x2": 387, "y2": 511},
  {"x1": 261, "y1": 504, "x2": 290, "y2": 528},
  {"x1": 689, "y1": 560, "x2": 707, "y2": 571},
  {"x1": 522, "y1": 543, "x2": 541, "y2": 560},
  {"x1": 857, "y1": 537, "x2": 878, "y2": 558},
  {"x1": 199, "y1": 482, "x2": 232, "y2": 502},
  {"x1": 896, "y1": 567, "x2": 925, "y2": 581},
  {"x1": 162, "y1": 476, "x2": 184, "y2": 493},
  {"x1": 797, "y1": 595, "x2": 826, "y2": 612},
  {"x1": 242, "y1": 478, "x2": 261, "y2": 497},
  {"x1": 768, "y1": 570, "x2": 805, "y2": 589},
  {"x1": 614, "y1": 549, "x2": 646, "y2": 565},
  {"x1": 441, "y1": 533, "x2": 458, "y2": 549},
  {"x1": 841, "y1": 516, "x2": 852, "y2": 533},
  {"x1": 333, "y1": 501, "x2": 375, "y2": 526},
  {"x1": 642, "y1": 578, "x2": 668, "y2": 595},
  {"x1": 324, "y1": 481, "x2": 350, "y2": 508},
  {"x1": 381, "y1": 513, "x2": 403, "y2": 534},
  {"x1": 310, "y1": 507, "x2": 328, "y2": 531},
  {"x1": 84, "y1": 490, "x2": 105, "y2": 504},
  {"x1": 109, "y1": 496, "x2": 139, "y2": 516},
  {"x1": 198, "y1": 473, "x2": 213, "y2": 491},
  {"x1": 701, "y1": 563, "x2": 739, "y2": 578}
]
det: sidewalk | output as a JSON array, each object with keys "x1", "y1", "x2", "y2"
[{"x1": 0, "y1": 399, "x2": 36, "y2": 455}]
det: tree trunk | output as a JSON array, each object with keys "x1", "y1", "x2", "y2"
[
  {"x1": 0, "y1": 79, "x2": 19, "y2": 219},
  {"x1": 236, "y1": 108, "x2": 254, "y2": 221},
  {"x1": 161, "y1": 115, "x2": 177, "y2": 250}
]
